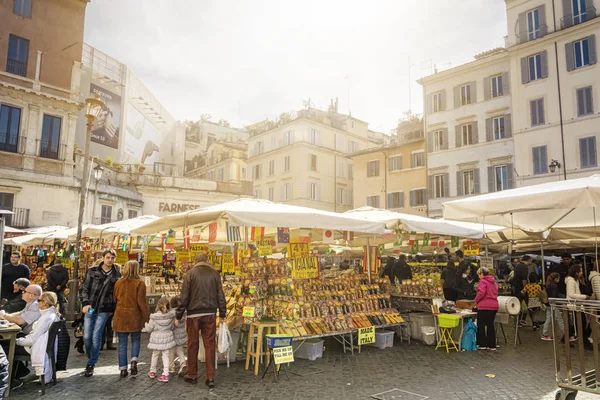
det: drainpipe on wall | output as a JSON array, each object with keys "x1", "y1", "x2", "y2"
[
  {"x1": 381, "y1": 150, "x2": 388, "y2": 209},
  {"x1": 552, "y1": 0, "x2": 568, "y2": 180}
]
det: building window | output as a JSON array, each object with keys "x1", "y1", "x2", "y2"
[
  {"x1": 572, "y1": 0, "x2": 588, "y2": 25},
  {"x1": 268, "y1": 187, "x2": 274, "y2": 202},
  {"x1": 253, "y1": 188, "x2": 262, "y2": 198},
  {"x1": 269, "y1": 160, "x2": 275, "y2": 176},
  {"x1": 284, "y1": 156, "x2": 291, "y2": 172},
  {"x1": 411, "y1": 189, "x2": 427, "y2": 207},
  {"x1": 527, "y1": 8, "x2": 541, "y2": 41},
  {"x1": 574, "y1": 38, "x2": 591, "y2": 68},
  {"x1": 351, "y1": 120, "x2": 355, "y2": 128},
  {"x1": 0, "y1": 104, "x2": 21, "y2": 153},
  {"x1": 580, "y1": 136, "x2": 597, "y2": 168},
  {"x1": 366, "y1": 195, "x2": 380, "y2": 208},
  {"x1": 432, "y1": 130, "x2": 444, "y2": 152},
  {"x1": 491, "y1": 75, "x2": 503, "y2": 98},
  {"x1": 309, "y1": 128, "x2": 320, "y2": 145},
  {"x1": 411, "y1": 152, "x2": 425, "y2": 168},
  {"x1": 101, "y1": 205, "x2": 112, "y2": 224},
  {"x1": 532, "y1": 145, "x2": 548, "y2": 175},
  {"x1": 577, "y1": 86, "x2": 594, "y2": 117},
  {"x1": 217, "y1": 167, "x2": 224, "y2": 181},
  {"x1": 337, "y1": 160, "x2": 345, "y2": 177},
  {"x1": 283, "y1": 130, "x2": 294, "y2": 146},
  {"x1": 13, "y1": 0, "x2": 32, "y2": 17},
  {"x1": 389, "y1": 156, "x2": 402, "y2": 171},
  {"x1": 309, "y1": 154, "x2": 318, "y2": 171},
  {"x1": 528, "y1": 54, "x2": 543, "y2": 81},
  {"x1": 7, "y1": 35, "x2": 29, "y2": 77},
  {"x1": 336, "y1": 187, "x2": 345, "y2": 205},
  {"x1": 348, "y1": 164, "x2": 354, "y2": 179},
  {"x1": 252, "y1": 164, "x2": 261, "y2": 180},
  {"x1": 40, "y1": 115, "x2": 61, "y2": 160},
  {"x1": 461, "y1": 124, "x2": 473, "y2": 146},
  {"x1": 433, "y1": 174, "x2": 446, "y2": 198},
  {"x1": 463, "y1": 170, "x2": 475, "y2": 195},
  {"x1": 530, "y1": 98, "x2": 545, "y2": 126},
  {"x1": 367, "y1": 160, "x2": 380, "y2": 177},
  {"x1": 432, "y1": 92, "x2": 442, "y2": 113},
  {"x1": 128, "y1": 210, "x2": 138, "y2": 219},
  {"x1": 308, "y1": 182, "x2": 319, "y2": 200},
  {"x1": 348, "y1": 140, "x2": 359, "y2": 153},
  {"x1": 493, "y1": 116, "x2": 505, "y2": 140},
  {"x1": 281, "y1": 183, "x2": 292, "y2": 200},
  {"x1": 208, "y1": 170, "x2": 215, "y2": 180},
  {"x1": 388, "y1": 191, "x2": 404, "y2": 209},
  {"x1": 494, "y1": 165, "x2": 509, "y2": 191},
  {"x1": 336, "y1": 135, "x2": 346, "y2": 152},
  {"x1": 460, "y1": 84, "x2": 471, "y2": 106}
]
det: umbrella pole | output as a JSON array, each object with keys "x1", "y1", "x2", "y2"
[
  {"x1": 594, "y1": 207, "x2": 598, "y2": 262},
  {"x1": 540, "y1": 241, "x2": 545, "y2": 283},
  {"x1": 366, "y1": 237, "x2": 371, "y2": 283}
]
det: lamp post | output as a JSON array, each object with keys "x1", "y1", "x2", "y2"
[
  {"x1": 91, "y1": 163, "x2": 104, "y2": 224},
  {"x1": 67, "y1": 95, "x2": 105, "y2": 320},
  {"x1": 549, "y1": 159, "x2": 562, "y2": 181}
]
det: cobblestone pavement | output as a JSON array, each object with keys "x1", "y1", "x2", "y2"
[{"x1": 9, "y1": 326, "x2": 599, "y2": 400}]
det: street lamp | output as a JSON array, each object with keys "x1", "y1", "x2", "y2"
[
  {"x1": 91, "y1": 163, "x2": 104, "y2": 225},
  {"x1": 549, "y1": 159, "x2": 562, "y2": 180},
  {"x1": 68, "y1": 94, "x2": 105, "y2": 319}
]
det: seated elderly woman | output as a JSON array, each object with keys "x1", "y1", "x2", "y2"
[{"x1": 16, "y1": 292, "x2": 60, "y2": 385}]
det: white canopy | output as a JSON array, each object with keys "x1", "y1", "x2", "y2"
[
  {"x1": 6, "y1": 226, "x2": 78, "y2": 246},
  {"x1": 344, "y1": 206, "x2": 505, "y2": 239},
  {"x1": 443, "y1": 174, "x2": 600, "y2": 234},
  {"x1": 131, "y1": 199, "x2": 385, "y2": 236},
  {"x1": 67, "y1": 215, "x2": 160, "y2": 239}
]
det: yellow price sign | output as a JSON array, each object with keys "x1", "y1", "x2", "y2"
[
  {"x1": 147, "y1": 250, "x2": 163, "y2": 264},
  {"x1": 272, "y1": 346, "x2": 294, "y2": 365},
  {"x1": 242, "y1": 306, "x2": 255, "y2": 318},
  {"x1": 358, "y1": 326, "x2": 375, "y2": 345},
  {"x1": 115, "y1": 250, "x2": 128, "y2": 265}
]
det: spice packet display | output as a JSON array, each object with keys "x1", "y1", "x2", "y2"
[
  {"x1": 238, "y1": 257, "x2": 292, "y2": 278},
  {"x1": 394, "y1": 272, "x2": 443, "y2": 297}
]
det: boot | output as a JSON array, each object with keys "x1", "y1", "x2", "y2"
[
  {"x1": 120, "y1": 370, "x2": 128, "y2": 378},
  {"x1": 130, "y1": 361, "x2": 138, "y2": 376},
  {"x1": 74, "y1": 338, "x2": 85, "y2": 354}
]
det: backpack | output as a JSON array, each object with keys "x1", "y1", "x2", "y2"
[{"x1": 461, "y1": 319, "x2": 477, "y2": 351}]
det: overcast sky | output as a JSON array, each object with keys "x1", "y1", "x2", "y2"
[{"x1": 84, "y1": 0, "x2": 507, "y2": 132}]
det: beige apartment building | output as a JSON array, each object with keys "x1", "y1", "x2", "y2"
[
  {"x1": 186, "y1": 140, "x2": 247, "y2": 182},
  {"x1": 350, "y1": 115, "x2": 427, "y2": 216},
  {"x1": 246, "y1": 102, "x2": 384, "y2": 212}
]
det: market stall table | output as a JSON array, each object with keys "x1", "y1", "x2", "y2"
[
  {"x1": 0, "y1": 323, "x2": 22, "y2": 397},
  {"x1": 432, "y1": 310, "x2": 477, "y2": 351}
]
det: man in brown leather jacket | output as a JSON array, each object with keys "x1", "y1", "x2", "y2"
[{"x1": 176, "y1": 253, "x2": 226, "y2": 388}]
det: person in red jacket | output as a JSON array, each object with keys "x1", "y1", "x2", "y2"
[{"x1": 474, "y1": 267, "x2": 499, "y2": 351}]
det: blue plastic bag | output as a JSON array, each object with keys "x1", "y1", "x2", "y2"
[{"x1": 461, "y1": 319, "x2": 478, "y2": 351}]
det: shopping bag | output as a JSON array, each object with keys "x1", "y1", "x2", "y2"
[
  {"x1": 461, "y1": 320, "x2": 478, "y2": 351},
  {"x1": 217, "y1": 323, "x2": 232, "y2": 354}
]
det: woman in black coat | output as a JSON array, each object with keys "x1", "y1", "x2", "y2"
[{"x1": 455, "y1": 264, "x2": 475, "y2": 300}]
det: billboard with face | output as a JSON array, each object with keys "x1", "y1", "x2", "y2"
[
  {"x1": 123, "y1": 102, "x2": 161, "y2": 165},
  {"x1": 89, "y1": 84, "x2": 121, "y2": 149}
]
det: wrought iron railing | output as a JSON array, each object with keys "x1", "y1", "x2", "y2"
[
  {"x1": 38, "y1": 140, "x2": 60, "y2": 160},
  {"x1": 517, "y1": 24, "x2": 548, "y2": 44},
  {"x1": 561, "y1": 6, "x2": 597, "y2": 29},
  {"x1": 0, "y1": 134, "x2": 20, "y2": 153},
  {"x1": 6, "y1": 59, "x2": 27, "y2": 77}
]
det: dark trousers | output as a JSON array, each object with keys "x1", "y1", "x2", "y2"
[
  {"x1": 53, "y1": 290, "x2": 65, "y2": 316},
  {"x1": 477, "y1": 310, "x2": 497, "y2": 349},
  {"x1": 103, "y1": 314, "x2": 114, "y2": 346},
  {"x1": 186, "y1": 315, "x2": 216, "y2": 381},
  {"x1": 443, "y1": 288, "x2": 457, "y2": 301}
]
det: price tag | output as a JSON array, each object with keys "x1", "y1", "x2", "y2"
[
  {"x1": 242, "y1": 306, "x2": 255, "y2": 317},
  {"x1": 358, "y1": 326, "x2": 375, "y2": 345},
  {"x1": 273, "y1": 346, "x2": 294, "y2": 365}
]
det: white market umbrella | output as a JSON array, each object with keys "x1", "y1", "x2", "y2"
[
  {"x1": 6, "y1": 226, "x2": 77, "y2": 246},
  {"x1": 67, "y1": 215, "x2": 160, "y2": 239},
  {"x1": 131, "y1": 198, "x2": 386, "y2": 236}
]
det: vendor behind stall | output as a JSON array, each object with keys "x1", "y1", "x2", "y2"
[{"x1": 393, "y1": 255, "x2": 413, "y2": 283}]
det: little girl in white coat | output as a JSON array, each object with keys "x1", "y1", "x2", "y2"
[
  {"x1": 169, "y1": 296, "x2": 187, "y2": 376},
  {"x1": 142, "y1": 297, "x2": 175, "y2": 382}
]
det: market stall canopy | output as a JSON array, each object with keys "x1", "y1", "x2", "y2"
[
  {"x1": 67, "y1": 215, "x2": 160, "y2": 239},
  {"x1": 442, "y1": 174, "x2": 600, "y2": 234},
  {"x1": 4, "y1": 226, "x2": 25, "y2": 234},
  {"x1": 344, "y1": 206, "x2": 505, "y2": 239},
  {"x1": 24, "y1": 225, "x2": 70, "y2": 235},
  {"x1": 131, "y1": 199, "x2": 386, "y2": 235},
  {"x1": 6, "y1": 225, "x2": 83, "y2": 246}
]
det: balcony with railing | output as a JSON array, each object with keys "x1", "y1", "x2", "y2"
[
  {"x1": 6, "y1": 59, "x2": 27, "y2": 77},
  {"x1": 38, "y1": 140, "x2": 65, "y2": 160},
  {"x1": 0, "y1": 134, "x2": 21, "y2": 154},
  {"x1": 1, "y1": 207, "x2": 30, "y2": 229},
  {"x1": 561, "y1": 6, "x2": 597, "y2": 29},
  {"x1": 517, "y1": 24, "x2": 548, "y2": 44}
]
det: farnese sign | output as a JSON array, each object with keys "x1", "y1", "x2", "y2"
[{"x1": 158, "y1": 202, "x2": 202, "y2": 213}]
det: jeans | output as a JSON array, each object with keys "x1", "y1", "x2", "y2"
[
  {"x1": 84, "y1": 312, "x2": 110, "y2": 367},
  {"x1": 477, "y1": 310, "x2": 497, "y2": 349},
  {"x1": 186, "y1": 315, "x2": 217, "y2": 380},
  {"x1": 542, "y1": 307, "x2": 565, "y2": 338},
  {"x1": 116, "y1": 332, "x2": 141, "y2": 370}
]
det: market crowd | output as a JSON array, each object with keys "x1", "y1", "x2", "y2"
[{"x1": 0, "y1": 249, "x2": 227, "y2": 395}]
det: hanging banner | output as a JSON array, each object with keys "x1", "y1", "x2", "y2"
[
  {"x1": 394, "y1": 229, "x2": 403, "y2": 247},
  {"x1": 277, "y1": 227, "x2": 290, "y2": 244},
  {"x1": 423, "y1": 233, "x2": 430, "y2": 247},
  {"x1": 451, "y1": 236, "x2": 460, "y2": 248},
  {"x1": 411, "y1": 241, "x2": 419, "y2": 254},
  {"x1": 189, "y1": 244, "x2": 210, "y2": 261},
  {"x1": 222, "y1": 252, "x2": 235, "y2": 273},
  {"x1": 115, "y1": 250, "x2": 128, "y2": 265},
  {"x1": 147, "y1": 250, "x2": 163, "y2": 264},
  {"x1": 207, "y1": 250, "x2": 221, "y2": 270},
  {"x1": 463, "y1": 240, "x2": 481, "y2": 257},
  {"x1": 256, "y1": 240, "x2": 273, "y2": 256},
  {"x1": 176, "y1": 251, "x2": 191, "y2": 270},
  {"x1": 288, "y1": 242, "x2": 310, "y2": 258},
  {"x1": 289, "y1": 257, "x2": 320, "y2": 279}
]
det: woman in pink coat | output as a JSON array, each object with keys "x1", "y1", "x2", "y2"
[{"x1": 474, "y1": 267, "x2": 499, "y2": 351}]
